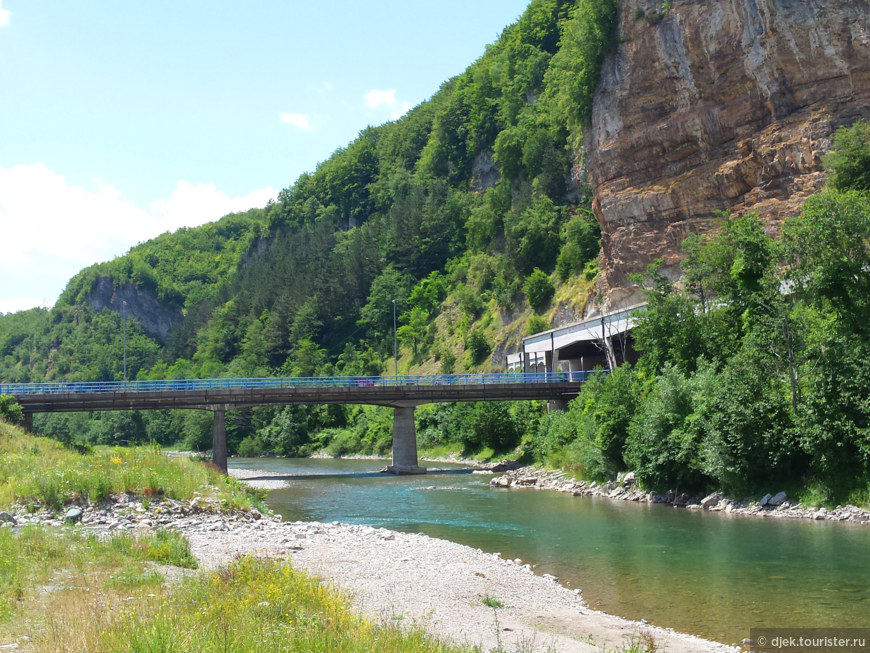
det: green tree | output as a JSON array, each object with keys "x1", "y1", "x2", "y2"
[
  {"x1": 783, "y1": 191, "x2": 870, "y2": 338},
  {"x1": 524, "y1": 268, "x2": 555, "y2": 313},
  {"x1": 464, "y1": 330, "x2": 491, "y2": 366},
  {"x1": 823, "y1": 120, "x2": 870, "y2": 192},
  {"x1": 358, "y1": 266, "x2": 412, "y2": 344},
  {"x1": 0, "y1": 395, "x2": 23, "y2": 425},
  {"x1": 397, "y1": 306, "x2": 430, "y2": 355},
  {"x1": 508, "y1": 196, "x2": 565, "y2": 273}
]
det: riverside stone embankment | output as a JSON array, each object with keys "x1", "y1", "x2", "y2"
[
  {"x1": 0, "y1": 493, "x2": 739, "y2": 653},
  {"x1": 489, "y1": 466, "x2": 870, "y2": 525}
]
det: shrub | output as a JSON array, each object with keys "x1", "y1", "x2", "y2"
[
  {"x1": 524, "y1": 269, "x2": 555, "y2": 313},
  {"x1": 0, "y1": 396, "x2": 23, "y2": 426},
  {"x1": 625, "y1": 362, "x2": 719, "y2": 491},
  {"x1": 440, "y1": 348, "x2": 456, "y2": 374},
  {"x1": 823, "y1": 120, "x2": 870, "y2": 192},
  {"x1": 556, "y1": 213, "x2": 601, "y2": 281},
  {"x1": 325, "y1": 429, "x2": 361, "y2": 458},
  {"x1": 464, "y1": 330, "x2": 491, "y2": 365},
  {"x1": 237, "y1": 435, "x2": 266, "y2": 457},
  {"x1": 457, "y1": 403, "x2": 521, "y2": 453},
  {"x1": 527, "y1": 314, "x2": 550, "y2": 335}
]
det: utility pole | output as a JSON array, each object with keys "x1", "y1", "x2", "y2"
[
  {"x1": 392, "y1": 299, "x2": 398, "y2": 378},
  {"x1": 122, "y1": 300, "x2": 128, "y2": 383}
]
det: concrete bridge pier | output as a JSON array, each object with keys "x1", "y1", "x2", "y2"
[
  {"x1": 385, "y1": 406, "x2": 426, "y2": 475},
  {"x1": 23, "y1": 412, "x2": 33, "y2": 433},
  {"x1": 212, "y1": 406, "x2": 228, "y2": 474}
]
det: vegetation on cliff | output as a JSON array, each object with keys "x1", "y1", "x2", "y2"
[{"x1": 532, "y1": 121, "x2": 870, "y2": 505}]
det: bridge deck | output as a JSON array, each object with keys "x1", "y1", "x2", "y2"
[{"x1": 1, "y1": 372, "x2": 591, "y2": 413}]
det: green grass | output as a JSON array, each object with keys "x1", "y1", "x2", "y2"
[
  {"x1": 0, "y1": 529, "x2": 474, "y2": 653},
  {"x1": 0, "y1": 421, "x2": 264, "y2": 511},
  {"x1": 481, "y1": 595, "x2": 504, "y2": 609},
  {"x1": 0, "y1": 526, "x2": 195, "y2": 626}
]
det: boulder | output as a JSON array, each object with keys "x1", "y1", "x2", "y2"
[
  {"x1": 0, "y1": 511, "x2": 17, "y2": 525},
  {"x1": 623, "y1": 472, "x2": 636, "y2": 485},
  {"x1": 701, "y1": 493, "x2": 722, "y2": 509},
  {"x1": 768, "y1": 492, "x2": 788, "y2": 507},
  {"x1": 760, "y1": 493, "x2": 773, "y2": 507},
  {"x1": 65, "y1": 508, "x2": 83, "y2": 524}
]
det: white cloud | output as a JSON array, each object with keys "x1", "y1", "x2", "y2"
[
  {"x1": 364, "y1": 89, "x2": 397, "y2": 109},
  {"x1": 150, "y1": 180, "x2": 278, "y2": 233},
  {"x1": 364, "y1": 89, "x2": 412, "y2": 119},
  {"x1": 0, "y1": 163, "x2": 278, "y2": 313},
  {"x1": 279, "y1": 112, "x2": 312, "y2": 130},
  {"x1": 0, "y1": 1, "x2": 10, "y2": 27}
]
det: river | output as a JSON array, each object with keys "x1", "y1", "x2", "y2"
[{"x1": 231, "y1": 457, "x2": 870, "y2": 645}]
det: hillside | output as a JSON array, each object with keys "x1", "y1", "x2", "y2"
[{"x1": 2, "y1": 0, "x2": 610, "y2": 386}]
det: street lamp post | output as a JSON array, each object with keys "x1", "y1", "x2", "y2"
[
  {"x1": 122, "y1": 300, "x2": 128, "y2": 383},
  {"x1": 392, "y1": 299, "x2": 398, "y2": 378}
]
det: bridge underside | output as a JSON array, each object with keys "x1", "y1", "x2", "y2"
[{"x1": 14, "y1": 382, "x2": 581, "y2": 475}]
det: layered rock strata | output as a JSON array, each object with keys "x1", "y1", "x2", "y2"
[{"x1": 586, "y1": 0, "x2": 870, "y2": 304}]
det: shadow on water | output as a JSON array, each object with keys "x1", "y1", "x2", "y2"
[{"x1": 244, "y1": 468, "x2": 475, "y2": 481}]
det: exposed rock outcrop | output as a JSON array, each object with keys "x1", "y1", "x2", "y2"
[
  {"x1": 86, "y1": 276, "x2": 183, "y2": 340},
  {"x1": 586, "y1": 0, "x2": 870, "y2": 304}
]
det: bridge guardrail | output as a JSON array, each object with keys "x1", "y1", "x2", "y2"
[{"x1": 0, "y1": 371, "x2": 604, "y2": 396}]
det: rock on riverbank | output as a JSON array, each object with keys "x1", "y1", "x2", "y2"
[{"x1": 490, "y1": 467, "x2": 870, "y2": 525}]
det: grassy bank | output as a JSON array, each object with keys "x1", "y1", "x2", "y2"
[
  {"x1": 0, "y1": 421, "x2": 263, "y2": 511},
  {"x1": 0, "y1": 527, "x2": 471, "y2": 653}
]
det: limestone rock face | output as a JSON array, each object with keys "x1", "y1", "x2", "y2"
[
  {"x1": 86, "y1": 276, "x2": 183, "y2": 340},
  {"x1": 585, "y1": 0, "x2": 870, "y2": 303}
]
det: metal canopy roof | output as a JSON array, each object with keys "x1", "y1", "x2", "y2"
[{"x1": 521, "y1": 303, "x2": 646, "y2": 354}]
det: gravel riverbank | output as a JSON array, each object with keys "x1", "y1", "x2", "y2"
[
  {"x1": 1, "y1": 494, "x2": 738, "y2": 652},
  {"x1": 489, "y1": 466, "x2": 870, "y2": 525}
]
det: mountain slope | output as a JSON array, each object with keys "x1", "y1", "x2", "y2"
[{"x1": 2, "y1": 0, "x2": 611, "y2": 385}]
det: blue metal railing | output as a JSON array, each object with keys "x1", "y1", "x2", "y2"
[{"x1": 0, "y1": 371, "x2": 601, "y2": 397}]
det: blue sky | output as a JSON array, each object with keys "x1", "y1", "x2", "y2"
[{"x1": 0, "y1": 0, "x2": 530, "y2": 313}]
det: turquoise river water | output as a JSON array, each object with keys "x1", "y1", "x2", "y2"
[{"x1": 230, "y1": 457, "x2": 870, "y2": 645}]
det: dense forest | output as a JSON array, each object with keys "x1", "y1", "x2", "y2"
[{"x1": 2, "y1": 0, "x2": 869, "y2": 505}]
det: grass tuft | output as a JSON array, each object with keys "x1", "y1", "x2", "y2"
[
  {"x1": 0, "y1": 532, "x2": 473, "y2": 653},
  {"x1": 0, "y1": 421, "x2": 263, "y2": 511},
  {"x1": 481, "y1": 595, "x2": 504, "y2": 609}
]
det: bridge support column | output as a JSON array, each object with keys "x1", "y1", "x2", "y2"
[
  {"x1": 212, "y1": 408, "x2": 228, "y2": 474},
  {"x1": 547, "y1": 399, "x2": 569, "y2": 412},
  {"x1": 385, "y1": 406, "x2": 426, "y2": 475},
  {"x1": 23, "y1": 413, "x2": 33, "y2": 433}
]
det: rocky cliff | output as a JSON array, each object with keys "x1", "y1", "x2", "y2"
[
  {"x1": 586, "y1": 0, "x2": 870, "y2": 305},
  {"x1": 86, "y1": 277, "x2": 183, "y2": 341}
]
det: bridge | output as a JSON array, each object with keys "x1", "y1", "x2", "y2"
[{"x1": 1, "y1": 372, "x2": 592, "y2": 475}]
